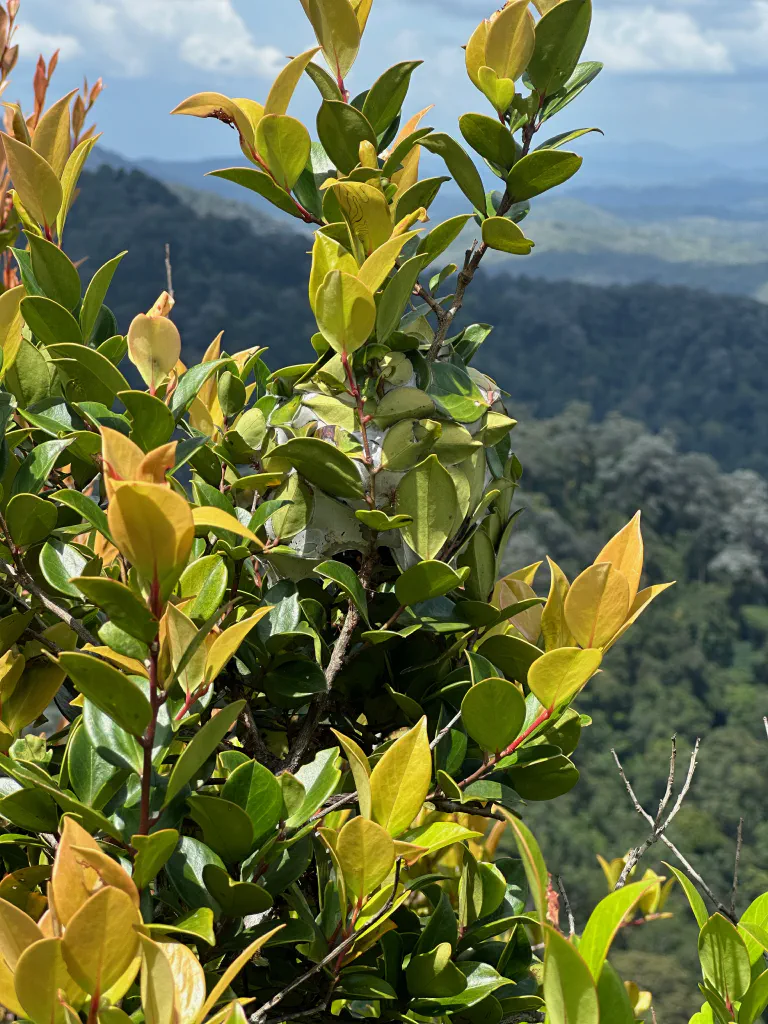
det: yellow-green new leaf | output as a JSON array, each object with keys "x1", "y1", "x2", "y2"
[
  {"x1": 265, "y1": 48, "x2": 321, "y2": 115},
  {"x1": 57, "y1": 135, "x2": 101, "y2": 240},
  {"x1": 358, "y1": 231, "x2": 420, "y2": 293},
  {"x1": 307, "y1": 0, "x2": 361, "y2": 80},
  {"x1": 127, "y1": 314, "x2": 182, "y2": 392},
  {"x1": 62, "y1": 887, "x2": 141, "y2": 995},
  {"x1": 370, "y1": 717, "x2": 431, "y2": 837},
  {"x1": 527, "y1": 647, "x2": 602, "y2": 712},
  {"x1": 0, "y1": 285, "x2": 24, "y2": 379},
  {"x1": 1, "y1": 132, "x2": 62, "y2": 228},
  {"x1": 482, "y1": 216, "x2": 534, "y2": 254},
  {"x1": 332, "y1": 729, "x2": 372, "y2": 818},
  {"x1": 564, "y1": 562, "x2": 630, "y2": 649},
  {"x1": 309, "y1": 232, "x2": 358, "y2": 312},
  {"x1": 58, "y1": 651, "x2": 152, "y2": 736},
  {"x1": 165, "y1": 603, "x2": 206, "y2": 696},
  {"x1": 594, "y1": 511, "x2": 644, "y2": 606},
  {"x1": 205, "y1": 609, "x2": 272, "y2": 684},
  {"x1": 194, "y1": 927, "x2": 284, "y2": 1024},
  {"x1": 316, "y1": 270, "x2": 376, "y2": 355},
  {"x1": 256, "y1": 114, "x2": 311, "y2": 191},
  {"x1": 397, "y1": 455, "x2": 459, "y2": 560},
  {"x1": 578, "y1": 880, "x2": 657, "y2": 981},
  {"x1": 333, "y1": 181, "x2": 393, "y2": 257},
  {"x1": 108, "y1": 482, "x2": 195, "y2": 602},
  {"x1": 485, "y1": 0, "x2": 535, "y2": 81},
  {"x1": 502, "y1": 810, "x2": 548, "y2": 921},
  {"x1": 336, "y1": 816, "x2": 396, "y2": 899},
  {"x1": 542, "y1": 925, "x2": 599, "y2": 1024},
  {"x1": 32, "y1": 90, "x2": 78, "y2": 178}
]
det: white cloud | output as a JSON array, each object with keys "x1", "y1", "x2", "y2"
[
  {"x1": 19, "y1": 0, "x2": 283, "y2": 78},
  {"x1": 591, "y1": 6, "x2": 732, "y2": 73},
  {"x1": 15, "y1": 23, "x2": 83, "y2": 62}
]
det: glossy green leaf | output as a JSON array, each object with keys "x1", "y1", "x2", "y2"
[
  {"x1": 481, "y1": 216, "x2": 535, "y2": 255},
  {"x1": 164, "y1": 700, "x2": 245, "y2": 806},
  {"x1": 222, "y1": 759, "x2": 283, "y2": 842},
  {"x1": 506, "y1": 150, "x2": 583, "y2": 202},
  {"x1": 315, "y1": 559, "x2": 369, "y2": 624},
  {"x1": 269, "y1": 437, "x2": 364, "y2": 499},
  {"x1": 395, "y1": 560, "x2": 469, "y2": 606},
  {"x1": 28, "y1": 235, "x2": 81, "y2": 311},
  {"x1": 459, "y1": 113, "x2": 519, "y2": 171},
  {"x1": 317, "y1": 100, "x2": 377, "y2": 174},
  {"x1": 528, "y1": 0, "x2": 592, "y2": 96},
  {"x1": 579, "y1": 880, "x2": 656, "y2": 980},
  {"x1": 421, "y1": 133, "x2": 486, "y2": 213},
  {"x1": 397, "y1": 455, "x2": 459, "y2": 560},
  {"x1": 59, "y1": 652, "x2": 152, "y2": 737},
  {"x1": 11, "y1": 438, "x2": 73, "y2": 497},
  {"x1": 5, "y1": 493, "x2": 57, "y2": 548},
  {"x1": 187, "y1": 795, "x2": 254, "y2": 863},
  {"x1": 698, "y1": 914, "x2": 751, "y2": 1005},
  {"x1": 461, "y1": 677, "x2": 525, "y2": 754},
  {"x1": 72, "y1": 576, "x2": 158, "y2": 644},
  {"x1": 132, "y1": 830, "x2": 180, "y2": 890}
]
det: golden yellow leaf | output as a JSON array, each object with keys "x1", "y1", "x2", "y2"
[
  {"x1": 16, "y1": 938, "x2": 83, "y2": 1024},
  {"x1": 108, "y1": 482, "x2": 194, "y2": 603},
  {"x1": 316, "y1": 270, "x2": 376, "y2": 356},
  {"x1": 32, "y1": 90, "x2": 78, "y2": 178},
  {"x1": 336, "y1": 816, "x2": 396, "y2": 900},
  {"x1": 0, "y1": 285, "x2": 24, "y2": 380},
  {"x1": 127, "y1": 314, "x2": 182, "y2": 393},
  {"x1": 264, "y1": 48, "x2": 321, "y2": 116},
  {"x1": 540, "y1": 556, "x2": 574, "y2": 651},
  {"x1": 351, "y1": 0, "x2": 374, "y2": 32},
  {"x1": 604, "y1": 581, "x2": 675, "y2": 652},
  {"x1": 3, "y1": 654, "x2": 69, "y2": 735},
  {"x1": 564, "y1": 562, "x2": 630, "y2": 649},
  {"x1": 0, "y1": 896, "x2": 43, "y2": 969},
  {"x1": 157, "y1": 940, "x2": 206, "y2": 1024},
  {"x1": 192, "y1": 506, "x2": 264, "y2": 549},
  {"x1": 1, "y1": 132, "x2": 62, "y2": 228},
  {"x1": 388, "y1": 105, "x2": 433, "y2": 191},
  {"x1": 594, "y1": 511, "x2": 644, "y2": 606},
  {"x1": 527, "y1": 647, "x2": 602, "y2": 711},
  {"x1": 0, "y1": 953, "x2": 23, "y2": 1016},
  {"x1": 370, "y1": 717, "x2": 431, "y2": 837},
  {"x1": 493, "y1": 576, "x2": 542, "y2": 644},
  {"x1": 51, "y1": 817, "x2": 103, "y2": 927},
  {"x1": 68, "y1": 845, "x2": 140, "y2": 912},
  {"x1": 170, "y1": 93, "x2": 255, "y2": 149},
  {"x1": 61, "y1": 887, "x2": 141, "y2": 994},
  {"x1": 197, "y1": 332, "x2": 223, "y2": 412},
  {"x1": 140, "y1": 936, "x2": 176, "y2": 1024},
  {"x1": 506, "y1": 561, "x2": 542, "y2": 586},
  {"x1": 205, "y1": 608, "x2": 273, "y2": 684},
  {"x1": 0, "y1": 649, "x2": 24, "y2": 701},
  {"x1": 332, "y1": 729, "x2": 372, "y2": 818}
]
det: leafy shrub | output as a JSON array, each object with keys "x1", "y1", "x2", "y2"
[{"x1": 0, "y1": 2, "x2": 753, "y2": 1023}]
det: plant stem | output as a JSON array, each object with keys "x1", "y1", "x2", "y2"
[
  {"x1": 457, "y1": 706, "x2": 552, "y2": 790},
  {"x1": 138, "y1": 641, "x2": 161, "y2": 836},
  {"x1": 341, "y1": 351, "x2": 374, "y2": 507}
]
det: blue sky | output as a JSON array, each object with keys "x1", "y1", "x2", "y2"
[{"x1": 14, "y1": 0, "x2": 768, "y2": 163}]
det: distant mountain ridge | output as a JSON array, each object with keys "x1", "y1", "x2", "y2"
[
  {"x1": 91, "y1": 143, "x2": 768, "y2": 301},
  {"x1": 67, "y1": 164, "x2": 768, "y2": 478}
]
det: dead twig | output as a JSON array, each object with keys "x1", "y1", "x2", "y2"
[
  {"x1": 556, "y1": 875, "x2": 576, "y2": 938},
  {"x1": 612, "y1": 740, "x2": 735, "y2": 921},
  {"x1": 731, "y1": 817, "x2": 744, "y2": 918}
]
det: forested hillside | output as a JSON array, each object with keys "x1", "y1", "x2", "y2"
[
  {"x1": 68, "y1": 166, "x2": 768, "y2": 475},
  {"x1": 505, "y1": 405, "x2": 768, "y2": 1021}
]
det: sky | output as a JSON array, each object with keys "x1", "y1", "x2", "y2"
[{"x1": 12, "y1": 0, "x2": 768, "y2": 166}]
